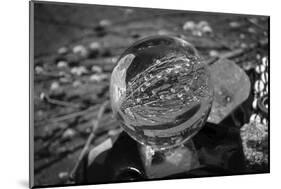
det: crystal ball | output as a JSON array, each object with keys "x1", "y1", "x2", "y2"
[{"x1": 110, "y1": 36, "x2": 213, "y2": 149}]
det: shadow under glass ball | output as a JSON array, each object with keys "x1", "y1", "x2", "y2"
[{"x1": 110, "y1": 35, "x2": 213, "y2": 150}]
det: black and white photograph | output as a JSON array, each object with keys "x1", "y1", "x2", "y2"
[{"x1": 29, "y1": 1, "x2": 269, "y2": 188}]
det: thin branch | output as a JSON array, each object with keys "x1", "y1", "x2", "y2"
[
  {"x1": 44, "y1": 93, "x2": 81, "y2": 108},
  {"x1": 69, "y1": 100, "x2": 109, "y2": 180},
  {"x1": 51, "y1": 106, "x2": 99, "y2": 123}
]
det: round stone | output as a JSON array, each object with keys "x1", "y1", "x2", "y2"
[
  {"x1": 252, "y1": 97, "x2": 258, "y2": 110},
  {"x1": 261, "y1": 72, "x2": 268, "y2": 84},
  {"x1": 255, "y1": 64, "x2": 266, "y2": 74},
  {"x1": 254, "y1": 80, "x2": 265, "y2": 93},
  {"x1": 110, "y1": 36, "x2": 213, "y2": 149}
]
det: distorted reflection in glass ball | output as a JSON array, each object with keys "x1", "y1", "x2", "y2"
[{"x1": 110, "y1": 36, "x2": 213, "y2": 150}]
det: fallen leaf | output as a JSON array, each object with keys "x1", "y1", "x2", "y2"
[{"x1": 207, "y1": 59, "x2": 251, "y2": 124}]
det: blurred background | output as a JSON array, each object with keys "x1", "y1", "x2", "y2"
[{"x1": 32, "y1": 1, "x2": 269, "y2": 186}]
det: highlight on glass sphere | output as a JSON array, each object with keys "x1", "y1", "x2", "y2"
[{"x1": 110, "y1": 35, "x2": 213, "y2": 150}]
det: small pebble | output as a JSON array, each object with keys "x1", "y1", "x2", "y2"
[
  {"x1": 89, "y1": 42, "x2": 101, "y2": 50},
  {"x1": 240, "y1": 43, "x2": 247, "y2": 49},
  {"x1": 124, "y1": 8, "x2": 134, "y2": 15},
  {"x1": 59, "y1": 76, "x2": 71, "y2": 83},
  {"x1": 250, "y1": 113, "x2": 261, "y2": 123},
  {"x1": 259, "y1": 38, "x2": 268, "y2": 46},
  {"x1": 57, "y1": 60, "x2": 68, "y2": 68},
  {"x1": 256, "y1": 54, "x2": 261, "y2": 60},
  {"x1": 262, "y1": 118, "x2": 268, "y2": 126},
  {"x1": 254, "y1": 80, "x2": 265, "y2": 93},
  {"x1": 85, "y1": 127, "x2": 92, "y2": 133},
  {"x1": 39, "y1": 92, "x2": 45, "y2": 101},
  {"x1": 240, "y1": 33, "x2": 246, "y2": 39},
  {"x1": 50, "y1": 81, "x2": 60, "y2": 91},
  {"x1": 252, "y1": 97, "x2": 258, "y2": 110},
  {"x1": 111, "y1": 57, "x2": 118, "y2": 64},
  {"x1": 88, "y1": 42, "x2": 101, "y2": 58},
  {"x1": 262, "y1": 57, "x2": 268, "y2": 66},
  {"x1": 57, "y1": 47, "x2": 68, "y2": 55},
  {"x1": 62, "y1": 128, "x2": 76, "y2": 140},
  {"x1": 242, "y1": 61, "x2": 255, "y2": 71},
  {"x1": 170, "y1": 88, "x2": 176, "y2": 93},
  {"x1": 209, "y1": 50, "x2": 219, "y2": 57},
  {"x1": 258, "y1": 91, "x2": 265, "y2": 98},
  {"x1": 197, "y1": 21, "x2": 208, "y2": 28},
  {"x1": 72, "y1": 45, "x2": 88, "y2": 58},
  {"x1": 261, "y1": 72, "x2": 268, "y2": 84},
  {"x1": 72, "y1": 80, "x2": 81, "y2": 87},
  {"x1": 177, "y1": 93, "x2": 183, "y2": 98},
  {"x1": 226, "y1": 96, "x2": 231, "y2": 103},
  {"x1": 248, "y1": 27, "x2": 256, "y2": 33},
  {"x1": 36, "y1": 110, "x2": 44, "y2": 117},
  {"x1": 183, "y1": 21, "x2": 195, "y2": 30},
  {"x1": 91, "y1": 65, "x2": 102, "y2": 73},
  {"x1": 90, "y1": 73, "x2": 108, "y2": 82},
  {"x1": 202, "y1": 25, "x2": 212, "y2": 33},
  {"x1": 71, "y1": 66, "x2": 88, "y2": 76},
  {"x1": 35, "y1": 66, "x2": 44, "y2": 74},
  {"x1": 192, "y1": 30, "x2": 202, "y2": 36},
  {"x1": 255, "y1": 64, "x2": 266, "y2": 74},
  {"x1": 229, "y1": 21, "x2": 240, "y2": 28},
  {"x1": 184, "y1": 86, "x2": 190, "y2": 92},
  {"x1": 58, "y1": 172, "x2": 69, "y2": 179},
  {"x1": 99, "y1": 19, "x2": 111, "y2": 27}
]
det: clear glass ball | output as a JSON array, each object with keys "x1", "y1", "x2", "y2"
[{"x1": 110, "y1": 36, "x2": 213, "y2": 150}]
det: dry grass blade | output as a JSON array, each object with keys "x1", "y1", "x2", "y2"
[
  {"x1": 44, "y1": 93, "x2": 81, "y2": 108},
  {"x1": 69, "y1": 100, "x2": 110, "y2": 180}
]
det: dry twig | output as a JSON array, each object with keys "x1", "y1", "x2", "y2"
[
  {"x1": 69, "y1": 100, "x2": 109, "y2": 180},
  {"x1": 43, "y1": 93, "x2": 80, "y2": 108}
]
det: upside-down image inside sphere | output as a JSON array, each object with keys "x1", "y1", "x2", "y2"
[{"x1": 110, "y1": 36, "x2": 213, "y2": 149}]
